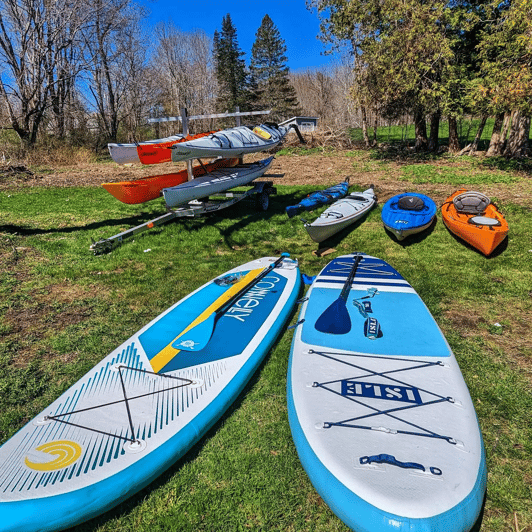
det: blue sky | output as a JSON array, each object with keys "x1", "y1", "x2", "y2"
[{"x1": 143, "y1": 0, "x2": 332, "y2": 71}]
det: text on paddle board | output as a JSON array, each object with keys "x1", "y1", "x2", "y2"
[{"x1": 225, "y1": 275, "x2": 280, "y2": 322}]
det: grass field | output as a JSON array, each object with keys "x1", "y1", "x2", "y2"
[{"x1": 0, "y1": 149, "x2": 531, "y2": 531}]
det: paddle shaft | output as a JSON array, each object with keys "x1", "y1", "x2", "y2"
[{"x1": 339, "y1": 254, "x2": 362, "y2": 302}]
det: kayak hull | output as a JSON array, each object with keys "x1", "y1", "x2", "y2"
[
  {"x1": 441, "y1": 189, "x2": 509, "y2": 256},
  {"x1": 102, "y1": 158, "x2": 239, "y2": 204},
  {"x1": 304, "y1": 188, "x2": 376, "y2": 243},
  {"x1": 381, "y1": 192, "x2": 437, "y2": 241},
  {"x1": 162, "y1": 157, "x2": 273, "y2": 208}
]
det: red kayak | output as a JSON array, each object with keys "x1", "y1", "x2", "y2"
[{"x1": 102, "y1": 158, "x2": 239, "y2": 204}]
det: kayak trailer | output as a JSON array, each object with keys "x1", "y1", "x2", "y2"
[{"x1": 90, "y1": 180, "x2": 277, "y2": 254}]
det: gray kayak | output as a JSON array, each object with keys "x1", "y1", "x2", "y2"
[
  {"x1": 171, "y1": 124, "x2": 287, "y2": 162},
  {"x1": 163, "y1": 157, "x2": 273, "y2": 208},
  {"x1": 304, "y1": 187, "x2": 377, "y2": 243}
]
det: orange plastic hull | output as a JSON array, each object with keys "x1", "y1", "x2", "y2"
[
  {"x1": 441, "y1": 189, "x2": 509, "y2": 256},
  {"x1": 102, "y1": 158, "x2": 239, "y2": 204},
  {"x1": 136, "y1": 131, "x2": 217, "y2": 164}
]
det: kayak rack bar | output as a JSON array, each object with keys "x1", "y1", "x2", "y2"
[
  {"x1": 90, "y1": 181, "x2": 276, "y2": 255},
  {"x1": 148, "y1": 109, "x2": 271, "y2": 124}
]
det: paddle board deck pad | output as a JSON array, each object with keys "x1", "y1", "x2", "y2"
[
  {"x1": 381, "y1": 192, "x2": 437, "y2": 241},
  {"x1": 286, "y1": 180, "x2": 350, "y2": 218},
  {"x1": 101, "y1": 158, "x2": 239, "y2": 204},
  {"x1": 0, "y1": 256, "x2": 301, "y2": 532},
  {"x1": 287, "y1": 253, "x2": 486, "y2": 531},
  {"x1": 304, "y1": 187, "x2": 376, "y2": 243},
  {"x1": 170, "y1": 124, "x2": 287, "y2": 162},
  {"x1": 163, "y1": 157, "x2": 273, "y2": 208}
]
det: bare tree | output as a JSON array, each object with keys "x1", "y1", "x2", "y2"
[
  {"x1": 81, "y1": 0, "x2": 147, "y2": 143},
  {"x1": 150, "y1": 22, "x2": 216, "y2": 132},
  {"x1": 0, "y1": 0, "x2": 88, "y2": 147}
]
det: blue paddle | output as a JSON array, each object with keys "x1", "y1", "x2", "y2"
[{"x1": 314, "y1": 253, "x2": 362, "y2": 335}]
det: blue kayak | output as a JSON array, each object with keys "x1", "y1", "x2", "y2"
[
  {"x1": 286, "y1": 179, "x2": 349, "y2": 218},
  {"x1": 381, "y1": 192, "x2": 436, "y2": 241}
]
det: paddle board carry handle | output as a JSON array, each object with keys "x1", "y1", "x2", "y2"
[{"x1": 360, "y1": 454, "x2": 442, "y2": 475}]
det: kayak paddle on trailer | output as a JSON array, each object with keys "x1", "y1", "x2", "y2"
[{"x1": 314, "y1": 253, "x2": 362, "y2": 335}]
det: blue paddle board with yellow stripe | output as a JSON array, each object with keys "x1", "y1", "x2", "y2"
[
  {"x1": 287, "y1": 253, "x2": 486, "y2": 531},
  {"x1": 0, "y1": 256, "x2": 300, "y2": 532}
]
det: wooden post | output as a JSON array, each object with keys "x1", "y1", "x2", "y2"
[{"x1": 181, "y1": 108, "x2": 194, "y2": 181}]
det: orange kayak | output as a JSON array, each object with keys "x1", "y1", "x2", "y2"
[
  {"x1": 136, "y1": 131, "x2": 218, "y2": 165},
  {"x1": 102, "y1": 158, "x2": 239, "y2": 204},
  {"x1": 441, "y1": 189, "x2": 509, "y2": 256}
]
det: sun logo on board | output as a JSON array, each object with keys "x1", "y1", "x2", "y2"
[
  {"x1": 25, "y1": 440, "x2": 82, "y2": 471},
  {"x1": 177, "y1": 339, "x2": 199, "y2": 350}
]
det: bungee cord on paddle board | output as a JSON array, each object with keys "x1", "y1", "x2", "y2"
[
  {"x1": 307, "y1": 349, "x2": 458, "y2": 445},
  {"x1": 43, "y1": 366, "x2": 197, "y2": 444}
]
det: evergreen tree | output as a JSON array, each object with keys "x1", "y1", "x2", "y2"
[
  {"x1": 249, "y1": 15, "x2": 300, "y2": 122},
  {"x1": 213, "y1": 14, "x2": 248, "y2": 113}
]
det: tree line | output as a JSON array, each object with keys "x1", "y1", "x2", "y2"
[
  {"x1": 1, "y1": 0, "x2": 530, "y2": 157},
  {"x1": 0, "y1": 2, "x2": 301, "y2": 150},
  {"x1": 308, "y1": 0, "x2": 532, "y2": 157}
]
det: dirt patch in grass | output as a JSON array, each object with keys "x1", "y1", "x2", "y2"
[{"x1": 2, "y1": 145, "x2": 531, "y2": 208}]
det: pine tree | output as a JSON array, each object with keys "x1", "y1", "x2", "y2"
[
  {"x1": 213, "y1": 14, "x2": 249, "y2": 114},
  {"x1": 249, "y1": 15, "x2": 300, "y2": 122}
]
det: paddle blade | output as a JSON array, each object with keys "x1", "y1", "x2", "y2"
[
  {"x1": 315, "y1": 297, "x2": 351, "y2": 335},
  {"x1": 171, "y1": 313, "x2": 216, "y2": 352}
]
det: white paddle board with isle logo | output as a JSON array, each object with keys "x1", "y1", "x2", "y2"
[
  {"x1": 287, "y1": 253, "x2": 486, "y2": 531},
  {"x1": 0, "y1": 255, "x2": 300, "y2": 532}
]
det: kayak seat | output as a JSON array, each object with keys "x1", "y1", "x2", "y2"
[
  {"x1": 397, "y1": 195, "x2": 425, "y2": 211},
  {"x1": 453, "y1": 191, "x2": 491, "y2": 214}
]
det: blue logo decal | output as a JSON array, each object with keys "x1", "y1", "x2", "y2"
[
  {"x1": 364, "y1": 317, "x2": 382, "y2": 339},
  {"x1": 341, "y1": 380, "x2": 422, "y2": 404}
]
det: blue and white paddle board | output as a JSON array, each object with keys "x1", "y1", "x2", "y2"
[
  {"x1": 287, "y1": 253, "x2": 486, "y2": 531},
  {"x1": 0, "y1": 256, "x2": 301, "y2": 532},
  {"x1": 381, "y1": 192, "x2": 436, "y2": 240}
]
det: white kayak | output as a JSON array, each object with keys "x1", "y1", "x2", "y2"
[
  {"x1": 108, "y1": 134, "x2": 184, "y2": 165},
  {"x1": 0, "y1": 255, "x2": 301, "y2": 531},
  {"x1": 171, "y1": 124, "x2": 287, "y2": 162},
  {"x1": 163, "y1": 157, "x2": 273, "y2": 208},
  {"x1": 288, "y1": 253, "x2": 486, "y2": 531},
  {"x1": 304, "y1": 187, "x2": 377, "y2": 243}
]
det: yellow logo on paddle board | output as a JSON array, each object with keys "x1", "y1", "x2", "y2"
[{"x1": 25, "y1": 440, "x2": 82, "y2": 471}]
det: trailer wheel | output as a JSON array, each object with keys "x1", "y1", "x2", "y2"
[{"x1": 256, "y1": 191, "x2": 270, "y2": 211}]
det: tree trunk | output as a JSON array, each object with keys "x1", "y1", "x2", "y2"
[
  {"x1": 361, "y1": 106, "x2": 370, "y2": 148},
  {"x1": 428, "y1": 111, "x2": 441, "y2": 152},
  {"x1": 372, "y1": 115, "x2": 378, "y2": 146},
  {"x1": 468, "y1": 114, "x2": 488, "y2": 155},
  {"x1": 448, "y1": 116, "x2": 460, "y2": 153},
  {"x1": 503, "y1": 110, "x2": 531, "y2": 158},
  {"x1": 486, "y1": 113, "x2": 505, "y2": 156},
  {"x1": 414, "y1": 109, "x2": 428, "y2": 151}
]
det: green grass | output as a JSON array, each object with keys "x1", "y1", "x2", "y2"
[
  {"x1": 1, "y1": 156, "x2": 531, "y2": 531},
  {"x1": 348, "y1": 116, "x2": 532, "y2": 148}
]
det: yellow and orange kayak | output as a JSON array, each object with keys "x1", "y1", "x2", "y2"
[
  {"x1": 441, "y1": 189, "x2": 509, "y2": 256},
  {"x1": 102, "y1": 158, "x2": 239, "y2": 204}
]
